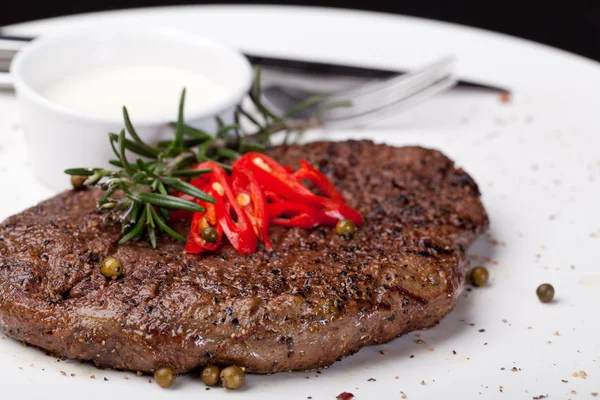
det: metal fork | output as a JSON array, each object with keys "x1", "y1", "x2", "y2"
[{"x1": 260, "y1": 56, "x2": 457, "y2": 127}]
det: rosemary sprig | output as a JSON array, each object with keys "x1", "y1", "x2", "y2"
[{"x1": 65, "y1": 67, "x2": 343, "y2": 248}]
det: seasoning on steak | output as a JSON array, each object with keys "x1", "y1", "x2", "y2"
[{"x1": 0, "y1": 140, "x2": 489, "y2": 374}]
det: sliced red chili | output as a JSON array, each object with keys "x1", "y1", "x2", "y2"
[
  {"x1": 185, "y1": 187, "x2": 223, "y2": 253},
  {"x1": 293, "y1": 159, "x2": 345, "y2": 204},
  {"x1": 265, "y1": 190, "x2": 284, "y2": 204},
  {"x1": 195, "y1": 161, "x2": 257, "y2": 255},
  {"x1": 232, "y1": 168, "x2": 273, "y2": 251},
  {"x1": 268, "y1": 201, "x2": 339, "y2": 229},
  {"x1": 234, "y1": 153, "x2": 317, "y2": 203},
  {"x1": 322, "y1": 203, "x2": 363, "y2": 226},
  {"x1": 236, "y1": 153, "x2": 363, "y2": 226},
  {"x1": 182, "y1": 151, "x2": 362, "y2": 255}
]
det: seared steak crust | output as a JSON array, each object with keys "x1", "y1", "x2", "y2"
[{"x1": 0, "y1": 140, "x2": 488, "y2": 373}]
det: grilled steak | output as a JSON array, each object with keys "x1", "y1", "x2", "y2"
[{"x1": 0, "y1": 140, "x2": 488, "y2": 374}]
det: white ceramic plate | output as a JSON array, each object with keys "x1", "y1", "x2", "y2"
[{"x1": 1, "y1": 5, "x2": 599, "y2": 400}]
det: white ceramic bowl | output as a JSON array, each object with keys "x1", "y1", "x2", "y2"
[{"x1": 10, "y1": 24, "x2": 253, "y2": 191}]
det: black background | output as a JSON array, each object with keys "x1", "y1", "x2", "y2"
[{"x1": 3, "y1": 1, "x2": 600, "y2": 62}]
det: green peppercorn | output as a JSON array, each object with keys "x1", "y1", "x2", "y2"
[
  {"x1": 202, "y1": 227, "x2": 219, "y2": 243},
  {"x1": 154, "y1": 366, "x2": 176, "y2": 388},
  {"x1": 101, "y1": 257, "x2": 123, "y2": 280},
  {"x1": 536, "y1": 283, "x2": 555, "y2": 303},
  {"x1": 201, "y1": 365, "x2": 220, "y2": 386},
  {"x1": 470, "y1": 266, "x2": 489, "y2": 287},
  {"x1": 220, "y1": 365, "x2": 245, "y2": 390},
  {"x1": 336, "y1": 219, "x2": 356, "y2": 236},
  {"x1": 70, "y1": 175, "x2": 87, "y2": 190}
]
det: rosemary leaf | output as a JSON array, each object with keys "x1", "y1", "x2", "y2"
[
  {"x1": 131, "y1": 171, "x2": 149, "y2": 184},
  {"x1": 314, "y1": 100, "x2": 353, "y2": 118},
  {"x1": 158, "y1": 206, "x2": 170, "y2": 223},
  {"x1": 166, "y1": 88, "x2": 186, "y2": 156},
  {"x1": 109, "y1": 159, "x2": 124, "y2": 168},
  {"x1": 173, "y1": 153, "x2": 197, "y2": 171},
  {"x1": 216, "y1": 123, "x2": 241, "y2": 139},
  {"x1": 85, "y1": 172, "x2": 104, "y2": 186},
  {"x1": 99, "y1": 186, "x2": 118, "y2": 204},
  {"x1": 158, "y1": 137, "x2": 207, "y2": 149},
  {"x1": 250, "y1": 66, "x2": 280, "y2": 120},
  {"x1": 149, "y1": 206, "x2": 186, "y2": 242},
  {"x1": 109, "y1": 132, "x2": 159, "y2": 159},
  {"x1": 146, "y1": 203, "x2": 155, "y2": 228},
  {"x1": 146, "y1": 203, "x2": 157, "y2": 248},
  {"x1": 197, "y1": 138, "x2": 214, "y2": 162},
  {"x1": 136, "y1": 159, "x2": 156, "y2": 177},
  {"x1": 100, "y1": 202, "x2": 118, "y2": 210},
  {"x1": 137, "y1": 192, "x2": 205, "y2": 212},
  {"x1": 236, "y1": 105, "x2": 263, "y2": 129},
  {"x1": 250, "y1": 68, "x2": 280, "y2": 122},
  {"x1": 284, "y1": 93, "x2": 329, "y2": 118},
  {"x1": 64, "y1": 168, "x2": 94, "y2": 176},
  {"x1": 118, "y1": 129, "x2": 134, "y2": 176},
  {"x1": 148, "y1": 224, "x2": 157, "y2": 249},
  {"x1": 216, "y1": 147, "x2": 241, "y2": 160},
  {"x1": 122, "y1": 107, "x2": 143, "y2": 143},
  {"x1": 162, "y1": 177, "x2": 215, "y2": 203},
  {"x1": 123, "y1": 107, "x2": 160, "y2": 157},
  {"x1": 214, "y1": 160, "x2": 233, "y2": 172},
  {"x1": 168, "y1": 122, "x2": 212, "y2": 140},
  {"x1": 252, "y1": 66, "x2": 262, "y2": 103},
  {"x1": 156, "y1": 180, "x2": 168, "y2": 196},
  {"x1": 254, "y1": 101, "x2": 280, "y2": 124},
  {"x1": 119, "y1": 207, "x2": 147, "y2": 244},
  {"x1": 239, "y1": 141, "x2": 266, "y2": 153},
  {"x1": 249, "y1": 70, "x2": 279, "y2": 148},
  {"x1": 233, "y1": 109, "x2": 242, "y2": 145},
  {"x1": 109, "y1": 134, "x2": 121, "y2": 160},
  {"x1": 171, "y1": 168, "x2": 213, "y2": 177},
  {"x1": 122, "y1": 201, "x2": 137, "y2": 226}
]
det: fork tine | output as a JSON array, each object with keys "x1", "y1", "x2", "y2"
[
  {"x1": 258, "y1": 55, "x2": 456, "y2": 122},
  {"x1": 324, "y1": 57, "x2": 455, "y2": 118},
  {"x1": 322, "y1": 76, "x2": 457, "y2": 127},
  {"x1": 326, "y1": 55, "x2": 455, "y2": 102}
]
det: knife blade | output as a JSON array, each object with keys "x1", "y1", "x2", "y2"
[
  {"x1": 244, "y1": 53, "x2": 508, "y2": 93},
  {"x1": 0, "y1": 33, "x2": 509, "y2": 93}
]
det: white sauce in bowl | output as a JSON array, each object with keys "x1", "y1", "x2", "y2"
[{"x1": 40, "y1": 65, "x2": 228, "y2": 118}]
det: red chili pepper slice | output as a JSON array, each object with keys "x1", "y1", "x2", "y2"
[
  {"x1": 232, "y1": 168, "x2": 273, "y2": 251},
  {"x1": 181, "y1": 151, "x2": 362, "y2": 255},
  {"x1": 185, "y1": 186, "x2": 223, "y2": 253},
  {"x1": 195, "y1": 161, "x2": 257, "y2": 255},
  {"x1": 322, "y1": 203, "x2": 363, "y2": 225},
  {"x1": 268, "y1": 201, "x2": 339, "y2": 229},
  {"x1": 234, "y1": 153, "x2": 316, "y2": 202},
  {"x1": 264, "y1": 190, "x2": 285, "y2": 204},
  {"x1": 293, "y1": 159, "x2": 346, "y2": 204},
  {"x1": 236, "y1": 153, "x2": 363, "y2": 225}
]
